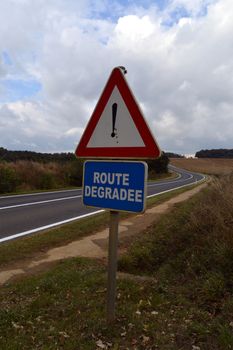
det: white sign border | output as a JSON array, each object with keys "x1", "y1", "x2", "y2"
[{"x1": 82, "y1": 160, "x2": 148, "y2": 214}]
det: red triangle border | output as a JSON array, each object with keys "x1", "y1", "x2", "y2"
[{"x1": 75, "y1": 67, "x2": 161, "y2": 159}]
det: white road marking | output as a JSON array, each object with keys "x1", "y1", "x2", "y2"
[
  {"x1": 0, "y1": 210, "x2": 105, "y2": 244},
  {"x1": 0, "y1": 188, "x2": 82, "y2": 200},
  {"x1": 147, "y1": 173, "x2": 192, "y2": 187},
  {"x1": 147, "y1": 175, "x2": 205, "y2": 198},
  {"x1": 0, "y1": 195, "x2": 82, "y2": 210}
]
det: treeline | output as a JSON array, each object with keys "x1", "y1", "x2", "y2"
[
  {"x1": 0, "y1": 147, "x2": 75, "y2": 163},
  {"x1": 195, "y1": 149, "x2": 233, "y2": 158},
  {"x1": 0, "y1": 148, "x2": 169, "y2": 194},
  {"x1": 165, "y1": 152, "x2": 184, "y2": 158}
]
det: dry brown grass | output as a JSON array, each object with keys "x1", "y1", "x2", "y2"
[
  {"x1": 170, "y1": 158, "x2": 233, "y2": 175},
  {"x1": 119, "y1": 173, "x2": 233, "y2": 349},
  {"x1": 0, "y1": 161, "x2": 72, "y2": 193}
]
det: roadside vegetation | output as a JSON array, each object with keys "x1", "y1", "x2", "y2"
[
  {"x1": 119, "y1": 173, "x2": 233, "y2": 349},
  {"x1": 0, "y1": 148, "x2": 169, "y2": 194},
  {"x1": 0, "y1": 160, "x2": 84, "y2": 194}
]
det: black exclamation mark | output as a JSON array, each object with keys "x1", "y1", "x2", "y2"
[{"x1": 111, "y1": 103, "x2": 117, "y2": 138}]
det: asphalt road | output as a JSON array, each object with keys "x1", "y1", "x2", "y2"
[{"x1": 0, "y1": 166, "x2": 205, "y2": 243}]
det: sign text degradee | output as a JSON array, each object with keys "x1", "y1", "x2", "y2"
[{"x1": 83, "y1": 161, "x2": 147, "y2": 213}]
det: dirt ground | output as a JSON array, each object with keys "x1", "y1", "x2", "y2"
[{"x1": 0, "y1": 183, "x2": 206, "y2": 286}]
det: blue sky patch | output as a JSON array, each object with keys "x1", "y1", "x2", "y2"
[
  {"x1": 112, "y1": 0, "x2": 165, "y2": 7},
  {"x1": 2, "y1": 51, "x2": 12, "y2": 66},
  {"x1": 0, "y1": 79, "x2": 41, "y2": 103},
  {"x1": 163, "y1": 3, "x2": 210, "y2": 27},
  {"x1": 89, "y1": 0, "x2": 169, "y2": 21},
  {"x1": 163, "y1": 6, "x2": 190, "y2": 26}
]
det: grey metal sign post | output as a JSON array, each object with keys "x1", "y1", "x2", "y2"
[{"x1": 107, "y1": 210, "x2": 119, "y2": 323}]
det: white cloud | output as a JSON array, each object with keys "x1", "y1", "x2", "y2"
[{"x1": 0, "y1": 0, "x2": 233, "y2": 154}]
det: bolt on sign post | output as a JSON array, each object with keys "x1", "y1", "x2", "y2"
[{"x1": 75, "y1": 66, "x2": 161, "y2": 323}]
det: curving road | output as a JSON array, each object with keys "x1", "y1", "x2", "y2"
[{"x1": 0, "y1": 166, "x2": 205, "y2": 243}]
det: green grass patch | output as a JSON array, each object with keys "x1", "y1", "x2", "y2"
[{"x1": 0, "y1": 256, "x2": 232, "y2": 349}]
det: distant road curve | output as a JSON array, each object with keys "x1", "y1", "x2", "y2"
[{"x1": 0, "y1": 166, "x2": 205, "y2": 244}]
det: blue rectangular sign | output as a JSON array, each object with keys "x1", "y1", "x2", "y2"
[{"x1": 83, "y1": 161, "x2": 147, "y2": 213}]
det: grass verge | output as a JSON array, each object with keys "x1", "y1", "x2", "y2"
[
  {"x1": 0, "y1": 257, "x2": 189, "y2": 350},
  {"x1": 0, "y1": 241, "x2": 232, "y2": 349},
  {"x1": 118, "y1": 173, "x2": 233, "y2": 349}
]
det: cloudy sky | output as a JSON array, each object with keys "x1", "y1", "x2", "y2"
[{"x1": 0, "y1": 0, "x2": 233, "y2": 155}]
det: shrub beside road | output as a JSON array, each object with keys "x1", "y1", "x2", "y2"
[{"x1": 0, "y1": 153, "x2": 169, "y2": 194}]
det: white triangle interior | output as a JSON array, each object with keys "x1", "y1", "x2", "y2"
[{"x1": 87, "y1": 86, "x2": 145, "y2": 148}]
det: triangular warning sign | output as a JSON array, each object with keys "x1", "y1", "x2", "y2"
[{"x1": 75, "y1": 67, "x2": 161, "y2": 159}]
